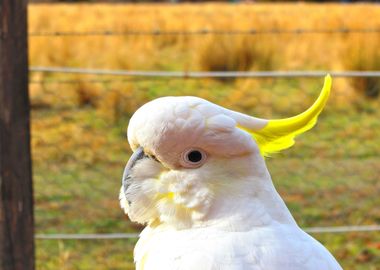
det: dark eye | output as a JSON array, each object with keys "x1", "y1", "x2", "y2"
[
  {"x1": 181, "y1": 148, "x2": 207, "y2": 168},
  {"x1": 187, "y1": 150, "x2": 202, "y2": 163}
]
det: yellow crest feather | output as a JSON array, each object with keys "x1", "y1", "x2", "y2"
[{"x1": 240, "y1": 75, "x2": 331, "y2": 157}]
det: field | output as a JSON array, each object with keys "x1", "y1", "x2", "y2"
[{"x1": 29, "y1": 3, "x2": 380, "y2": 269}]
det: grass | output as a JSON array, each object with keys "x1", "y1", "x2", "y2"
[
  {"x1": 29, "y1": 3, "x2": 380, "y2": 100},
  {"x1": 29, "y1": 3, "x2": 380, "y2": 269},
  {"x1": 32, "y1": 79, "x2": 380, "y2": 269}
]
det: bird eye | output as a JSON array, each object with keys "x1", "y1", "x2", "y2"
[
  {"x1": 181, "y1": 149, "x2": 207, "y2": 168},
  {"x1": 187, "y1": 150, "x2": 202, "y2": 163}
]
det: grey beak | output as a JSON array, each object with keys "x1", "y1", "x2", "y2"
[{"x1": 122, "y1": 146, "x2": 145, "y2": 194}]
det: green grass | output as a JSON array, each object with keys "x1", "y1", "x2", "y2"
[
  {"x1": 31, "y1": 77, "x2": 380, "y2": 269},
  {"x1": 36, "y1": 239, "x2": 137, "y2": 270}
]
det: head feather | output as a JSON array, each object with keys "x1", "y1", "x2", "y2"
[{"x1": 237, "y1": 75, "x2": 332, "y2": 157}]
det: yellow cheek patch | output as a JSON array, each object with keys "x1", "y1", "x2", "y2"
[
  {"x1": 165, "y1": 192, "x2": 175, "y2": 200},
  {"x1": 155, "y1": 192, "x2": 175, "y2": 201}
]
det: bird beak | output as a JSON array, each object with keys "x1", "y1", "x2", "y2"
[{"x1": 122, "y1": 146, "x2": 145, "y2": 194}]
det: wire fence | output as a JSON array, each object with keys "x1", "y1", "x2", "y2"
[
  {"x1": 28, "y1": 28, "x2": 380, "y2": 37},
  {"x1": 29, "y1": 67, "x2": 380, "y2": 78},
  {"x1": 29, "y1": 9, "x2": 380, "y2": 269},
  {"x1": 34, "y1": 225, "x2": 380, "y2": 240},
  {"x1": 31, "y1": 67, "x2": 380, "y2": 237}
]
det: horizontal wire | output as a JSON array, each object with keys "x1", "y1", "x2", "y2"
[
  {"x1": 29, "y1": 79, "x2": 138, "y2": 84},
  {"x1": 28, "y1": 77, "x2": 175, "y2": 84},
  {"x1": 29, "y1": 67, "x2": 380, "y2": 78},
  {"x1": 304, "y1": 225, "x2": 380, "y2": 234},
  {"x1": 35, "y1": 233, "x2": 139, "y2": 240},
  {"x1": 35, "y1": 225, "x2": 380, "y2": 240},
  {"x1": 28, "y1": 28, "x2": 380, "y2": 37}
]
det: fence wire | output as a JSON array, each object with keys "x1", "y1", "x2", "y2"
[
  {"x1": 28, "y1": 28, "x2": 380, "y2": 37},
  {"x1": 29, "y1": 67, "x2": 380, "y2": 78},
  {"x1": 34, "y1": 225, "x2": 380, "y2": 240}
]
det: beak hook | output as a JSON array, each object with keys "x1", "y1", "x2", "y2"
[{"x1": 122, "y1": 146, "x2": 145, "y2": 194}]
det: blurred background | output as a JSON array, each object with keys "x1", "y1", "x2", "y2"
[{"x1": 29, "y1": 1, "x2": 380, "y2": 269}]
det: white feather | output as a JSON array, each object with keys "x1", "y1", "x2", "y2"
[{"x1": 120, "y1": 96, "x2": 342, "y2": 270}]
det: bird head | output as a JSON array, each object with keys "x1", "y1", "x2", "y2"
[{"x1": 119, "y1": 75, "x2": 331, "y2": 229}]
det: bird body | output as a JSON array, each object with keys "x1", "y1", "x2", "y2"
[
  {"x1": 135, "y1": 223, "x2": 340, "y2": 270},
  {"x1": 120, "y1": 75, "x2": 342, "y2": 269}
]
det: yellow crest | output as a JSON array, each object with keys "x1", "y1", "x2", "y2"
[{"x1": 238, "y1": 75, "x2": 332, "y2": 157}]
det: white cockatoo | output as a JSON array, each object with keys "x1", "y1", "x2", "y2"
[{"x1": 119, "y1": 75, "x2": 342, "y2": 270}]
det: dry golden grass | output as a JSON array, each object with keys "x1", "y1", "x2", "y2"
[
  {"x1": 28, "y1": 3, "x2": 380, "y2": 69},
  {"x1": 28, "y1": 3, "x2": 380, "y2": 111}
]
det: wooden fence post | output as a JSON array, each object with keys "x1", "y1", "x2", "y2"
[{"x1": 0, "y1": 0, "x2": 35, "y2": 269}]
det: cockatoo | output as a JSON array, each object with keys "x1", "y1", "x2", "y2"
[{"x1": 119, "y1": 75, "x2": 342, "y2": 270}]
